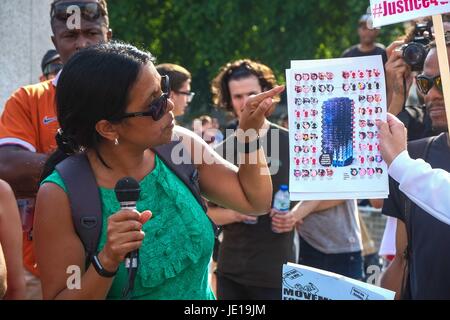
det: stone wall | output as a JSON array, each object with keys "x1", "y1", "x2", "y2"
[{"x1": 0, "y1": 0, "x2": 54, "y2": 112}]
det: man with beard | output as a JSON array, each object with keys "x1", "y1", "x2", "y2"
[{"x1": 380, "y1": 41, "x2": 450, "y2": 299}]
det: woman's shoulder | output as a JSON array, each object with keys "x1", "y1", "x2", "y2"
[
  {"x1": 174, "y1": 125, "x2": 204, "y2": 144},
  {"x1": 173, "y1": 125, "x2": 211, "y2": 162},
  {"x1": 41, "y1": 170, "x2": 68, "y2": 193},
  {"x1": 0, "y1": 179, "x2": 13, "y2": 197}
]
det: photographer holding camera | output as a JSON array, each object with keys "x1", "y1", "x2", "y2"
[{"x1": 385, "y1": 20, "x2": 437, "y2": 141}]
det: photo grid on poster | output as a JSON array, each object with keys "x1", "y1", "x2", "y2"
[{"x1": 286, "y1": 56, "x2": 389, "y2": 200}]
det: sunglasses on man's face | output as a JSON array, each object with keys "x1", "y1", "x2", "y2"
[
  {"x1": 416, "y1": 74, "x2": 443, "y2": 95},
  {"x1": 119, "y1": 75, "x2": 171, "y2": 122},
  {"x1": 51, "y1": 1, "x2": 106, "y2": 22}
]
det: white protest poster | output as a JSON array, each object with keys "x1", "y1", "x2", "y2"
[
  {"x1": 370, "y1": 0, "x2": 450, "y2": 28},
  {"x1": 282, "y1": 263, "x2": 395, "y2": 300},
  {"x1": 286, "y1": 56, "x2": 389, "y2": 201}
]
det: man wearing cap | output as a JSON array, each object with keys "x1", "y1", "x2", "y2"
[
  {"x1": 39, "y1": 49, "x2": 62, "y2": 82},
  {"x1": 342, "y1": 14, "x2": 388, "y2": 65},
  {"x1": 0, "y1": 0, "x2": 112, "y2": 299}
]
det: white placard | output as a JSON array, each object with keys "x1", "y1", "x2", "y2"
[
  {"x1": 290, "y1": 191, "x2": 389, "y2": 201},
  {"x1": 287, "y1": 56, "x2": 389, "y2": 201},
  {"x1": 282, "y1": 263, "x2": 395, "y2": 300},
  {"x1": 370, "y1": 0, "x2": 450, "y2": 28}
]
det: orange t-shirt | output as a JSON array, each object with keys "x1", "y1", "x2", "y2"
[{"x1": 0, "y1": 80, "x2": 59, "y2": 276}]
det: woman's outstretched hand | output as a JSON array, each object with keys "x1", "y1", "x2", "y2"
[{"x1": 238, "y1": 86, "x2": 285, "y2": 132}]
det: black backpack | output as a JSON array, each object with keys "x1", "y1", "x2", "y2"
[{"x1": 55, "y1": 139, "x2": 214, "y2": 267}]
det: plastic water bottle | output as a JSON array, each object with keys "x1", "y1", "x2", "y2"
[{"x1": 272, "y1": 185, "x2": 290, "y2": 233}]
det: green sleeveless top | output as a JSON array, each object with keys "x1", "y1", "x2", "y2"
[{"x1": 42, "y1": 155, "x2": 215, "y2": 300}]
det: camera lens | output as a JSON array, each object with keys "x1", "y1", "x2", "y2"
[{"x1": 403, "y1": 43, "x2": 427, "y2": 69}]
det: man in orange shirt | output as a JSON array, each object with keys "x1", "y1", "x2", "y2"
[{"x1": 0, "y1": 0, "x2": 112, "y2": 299}]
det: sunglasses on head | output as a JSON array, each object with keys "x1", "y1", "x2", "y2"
[
  {"x1": 118, "y1": 75, "x2": 170, "y2": 122},
  {"x1": 416, "y1": 74, "x2": 443, "y2": 95},
  {"x1": 227, "y1": 63, "x2": 256, "y2": 79},
  {"x1": 43, "y1": 62, "x2": 63, "y2": 77},
  {"x1": 51, "y1": 1, "x2": 106, "y2": 22}
]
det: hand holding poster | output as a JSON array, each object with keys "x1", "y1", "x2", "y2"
[{"x1": 286, "y1": 56, "x2": 389, "y2": 201}]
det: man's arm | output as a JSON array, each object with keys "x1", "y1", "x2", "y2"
[
  {"x1": 294, "y1": 200, "x2": 346, "y2": 222},
  {"x1": 379, "y1": 113, "x2": 450, "y2": 225},
  {"x1": 314, "y1": 200, "x2": 347, "y2": 212},
  {"x1": 385, "y1": 41, "x2": 413, "y2": 116},
  {"x1": 271, "y1": 200, "x2": 346, "y2": 233},
  {"x1": 0, "y1": 146, "x2": 47, "y2": 198},
  {"x1": 389, "y1": 152, "x2": 450, "y2": 226},
  {"x1": 0, "y1": 86, "x2": 49, "y2": 198},
  {"x1": 380, "y1": 219, "x2": 408, "y2": 300},
  {"x1": 0, "y1": 180, "x2": 26, "y2": 299},
  {"x1": 207, "y1": 206, "x2": 257, "y2": 226},
  {"x1": 369, "y1": 199, "x2": 384, "y2": 209}
]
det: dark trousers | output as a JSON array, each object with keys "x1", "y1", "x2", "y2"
[
  {"x1": 298, "y1": 236, "x2": 364, "y2": 281},
  {"x1": 216, "y1": 274, "x2": 281, "y2": 300},
  {"x1": 362, "y1": 252, "x2": 383, "y2": 282}
]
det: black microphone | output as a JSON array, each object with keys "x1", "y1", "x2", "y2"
[{"x1": 114, "y1": 177, "x2": 141, "y2": 298}]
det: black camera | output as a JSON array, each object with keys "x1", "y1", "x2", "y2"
[{"x1": 401, "y1": 21, "x2": 434, "y2": 71}]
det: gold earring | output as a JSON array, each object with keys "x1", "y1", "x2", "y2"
[{"x1": 114, "y1": 138, "x2": 119, "y2": 146}]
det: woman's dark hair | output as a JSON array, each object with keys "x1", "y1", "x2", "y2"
[
  {"x1": 211, "y1": 59, "x2": 279, "y2": 113},
  {"x1": 40, "y1": 41, "x2": 155, "y2": 182}
]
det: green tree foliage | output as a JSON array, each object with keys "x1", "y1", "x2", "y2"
[{"x1": 108, "y1": 0, "x2": 402, "y2": 122}]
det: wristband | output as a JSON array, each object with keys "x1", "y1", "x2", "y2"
[
  {"x1": 237, "y1": 136, "x2": 261, "y2": 154},
  {"x1": 91, "y1": 253, "x2": 118, "y2": 278}
]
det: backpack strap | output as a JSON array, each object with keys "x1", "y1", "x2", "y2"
[
  {"x1": 152, "y1": 138, "x2": 207, "y2": 213},
  {"x1": 401, "y1": 135, "x2": 436, "y2": 299},
  {"x1": 56, "y1": 153, "x2": 103, "y2": 268}
]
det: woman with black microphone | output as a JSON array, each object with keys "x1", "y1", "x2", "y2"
[{"x1": 33, "y1": 41, "x2": 283, "y2": 300}]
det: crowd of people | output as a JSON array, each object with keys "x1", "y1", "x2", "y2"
[{"x1": 1, "y1": 0, "x2": 450, "y2": 300}]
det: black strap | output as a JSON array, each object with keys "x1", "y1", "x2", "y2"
[
  {"x1": 56, "y1": 153, "x2": 103, "y2": 267},
  {"x1": 123, "y1": 251, "x2": 139, "y2": 300},
  {"x1": 401, "y1": 135, "x2": 436, "y2": 299}
]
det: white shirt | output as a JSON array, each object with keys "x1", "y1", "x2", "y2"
[
  {"x1": 378, "y1": 216, "x2": 397, "y2": 256},
  {"x1": 388, "y1": 150, "x2": 450, "y2": 226}
]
